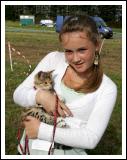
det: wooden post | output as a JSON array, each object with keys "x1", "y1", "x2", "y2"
[{"x1": 8, "y1": 41, "x2": 13, "y2": 71}]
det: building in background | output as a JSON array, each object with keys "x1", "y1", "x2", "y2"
[{"x1": 20, "y1": 15, "x2": 35, "y2": 26}]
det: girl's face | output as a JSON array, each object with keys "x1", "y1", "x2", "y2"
[{"x1": 61, "y1": 32, "x2": 99, "y2": 73}]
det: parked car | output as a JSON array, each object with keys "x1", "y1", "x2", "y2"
[
  {"x1": 40, "y1": 19, "x2": 54, "y2": 27},
  {"x1": 55, "y1": 15, "x2": 113, "y2": 39},
  {"x1": 91, "y1": 16, "x2": 113, "y2": 39}
]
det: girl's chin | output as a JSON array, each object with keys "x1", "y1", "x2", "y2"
[
  {"x1": 72, "y1": 64, "x2": 92, "y2": 74},
  {"x1": 73, "y1": 66, "x2": 87, "y2": 73},
  {"x1": 75, "y1": 68, "x2": 86, "y2": 73}
]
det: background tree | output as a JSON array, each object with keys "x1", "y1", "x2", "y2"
[{"x1": 5, "y1": 5, "x2": 122, "y2": 27}]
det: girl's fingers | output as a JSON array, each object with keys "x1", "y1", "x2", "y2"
[
  {"x1": 57, "y1": 106, "x2": 66, "y2": 118},
  {"x1": 25, "y1": 116, "x2": 34, "y2": 121},
  {"x1": 23, "y1": 116, "x2": 36, "y2": 126},
  {"x1": 58, "y1": 101, "x2": 73, "y2": 117}
]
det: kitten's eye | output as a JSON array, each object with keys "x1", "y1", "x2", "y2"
[{"x1": 45, "y1": 82, "x2": 48, "y2": 85}]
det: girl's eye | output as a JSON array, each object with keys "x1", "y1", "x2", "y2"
[
  {"x1": 64, "y1": 50, "x2": 73, "y2": 54},
  {"x1": 78, "y1": 48, "x2": 87, "y2": 53},
  {"x1": 65, "y1": 52, "x2": 73, "y2": 55}
]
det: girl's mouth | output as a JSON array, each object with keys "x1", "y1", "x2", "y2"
[{"x1": 74, "y1": 62, "x2": 84, "y2": 67}]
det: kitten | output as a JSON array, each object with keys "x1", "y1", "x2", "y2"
[
  {"x1": 21, "y1": 71, "x2": 67, "y2": 128},
  {"x1": 34, "y1": 70, "x2": 53, "y2": 90}
]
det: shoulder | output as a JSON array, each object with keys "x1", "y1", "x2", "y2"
[
  {"x1": 47, "y1": 51, "x2": 66, "y2": 68},
  {"x1": 45, "y1": 51, "x2": 65, "y2": 61},
  {"x1": 36, "y1": 51, "x2": 66, "y2": 71},
  {"x1": 103, "y1": 74, "x2": 117, "y2": 90},
  {"x1": 98, "y1": 74, "x2": 117, "y2": 96}
]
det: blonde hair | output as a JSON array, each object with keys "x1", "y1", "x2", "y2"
[{"x1": 59, "y1": 15, "x2": 103, "y2": 93}]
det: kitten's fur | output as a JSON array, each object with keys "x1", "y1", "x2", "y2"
[{"x1": 21, "y1": 71, "x2": 67, "y2": 128}]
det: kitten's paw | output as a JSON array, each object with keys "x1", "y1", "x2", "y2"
[{"x1": 57, "y1": 117, "x2": 68, "y2": 128}]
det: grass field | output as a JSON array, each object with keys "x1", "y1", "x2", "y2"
[
  {"x1": 5, "y1": 25, "x2": 122, "y2": 155},
  {"x1": 5, "y1": 20, "x2": 122, "y2": 33}
]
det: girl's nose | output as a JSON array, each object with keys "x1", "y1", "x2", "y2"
[{"x1": 73, "y1": 52, "x2": 81, "y2": 63}]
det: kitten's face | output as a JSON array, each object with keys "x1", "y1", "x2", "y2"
[
  {"x1": 38, "y1": 77, "x2": 53, "y2": 90},
  {"x1": 34, "y1": 71, "x2": 53, "y2": 90}
]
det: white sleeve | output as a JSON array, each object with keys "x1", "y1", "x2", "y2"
[
  {"x1": 13, "y1": 51, "x2": 60, "y2": 107},
  {"x1": 37, "y1": 83, "x2": 117, "y2": 149}
]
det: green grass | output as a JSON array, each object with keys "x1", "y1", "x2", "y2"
[
  {"x1": 112, "y1": 28, "x2": 122, "y2": 33},
  {"x1": 5, "y1": 20, "x2": 56, "y2": 31},
  {"x1": 5, "y1": 27, "x2": 122, "y2": 155},
  {"x1": 6, "y1": 20, "x2": 122, "y2": 33}
]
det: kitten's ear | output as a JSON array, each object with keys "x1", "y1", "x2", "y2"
[
  {"x1": 47, "y1": 70, "x2": 54, "y2": 78},
  {"x1": 37, "y1": 71, "x2": 45, "y2": 80},
  {"x1": 49, "y1": 70, "x2": 55, "y2": 74},
  {"x1": 38, "y1": 71, "x2": 44, "y2": 76}
]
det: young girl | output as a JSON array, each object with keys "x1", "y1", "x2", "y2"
[{"x1": 13, "y1": 15, "x2": 117, "y2": 155}]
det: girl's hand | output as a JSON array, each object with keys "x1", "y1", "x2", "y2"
[
  {"x1": 36, "y1": 90, "x2": 73, "y2": 117},
  {"x1": 23, "y1": 116, "x2": 40, "y2": 139},
  {"x1": 58, "y1": 100, "x2": 73, "y2": 118}
]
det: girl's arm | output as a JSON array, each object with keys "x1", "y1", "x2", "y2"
[
  {"x1": 37, "y1": 83, "x2": 117, "y2": 149},
  {"x1": 13, "y1": 52, "x2": 57, "y2": 107},
  {"x1": 13, "y1": 51, "x2": 72, "y2": 116}
]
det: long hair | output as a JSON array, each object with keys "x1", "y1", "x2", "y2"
[{"x1": 59, "y1": 15, "x2": 103, "y2": 93}]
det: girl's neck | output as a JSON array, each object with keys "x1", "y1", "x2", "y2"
[
  {"x1": 62, "y1": 65, "x2": 93, "y2": 90},
  {"x1": 69, "y1": 65, "x2": 93, "y2": 79}
]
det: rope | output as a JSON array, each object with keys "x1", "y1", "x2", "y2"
[
  {"x1": 7, "y1": 41, "x2": 32, "y2": 76},
  {"x1": 99, "y1": 38, "x2": 105, "y2": 55},
  {"x1": 48, "y1": 94, "x2": 59, "y2": 155}
]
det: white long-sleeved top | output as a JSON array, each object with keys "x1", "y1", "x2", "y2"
[{"x1": 13, "y1": 51, "x2": 117, "y2": 149}]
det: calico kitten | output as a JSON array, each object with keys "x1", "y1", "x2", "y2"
[{"x1": 21, "y1": 71, "x2": 67, "y2": 128}]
